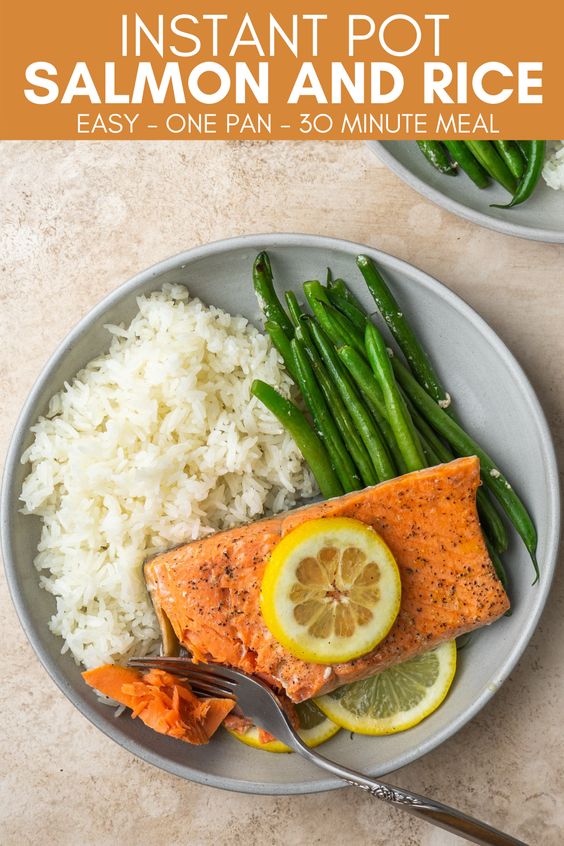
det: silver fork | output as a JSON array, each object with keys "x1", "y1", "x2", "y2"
[{"x1": 128, "y1": 656, "x2": 527, "y2": 846}]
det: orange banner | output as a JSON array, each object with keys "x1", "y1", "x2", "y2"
[{"x1": 0, "y1": 1, "x2": 560, "y2": 140}]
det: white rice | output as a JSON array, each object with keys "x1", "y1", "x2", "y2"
[
  {"x1": 20, "y1": 284, "x2": 316, "y2": 669},
  {"x1": 542, "y1": 141, "x2": 564, "y2": 191}
]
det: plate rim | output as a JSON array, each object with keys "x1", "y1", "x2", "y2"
[
  {"x1": 367, "y1": 141, "x2": 564, "y2": 244},
  {"x1": 1, "y1": 232, "x2": 560, "y2": 794}
]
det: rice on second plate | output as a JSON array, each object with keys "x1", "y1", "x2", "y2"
[
  {"x1": 20, "y1": 284, "x2": 315, "y2": 669},
  {"x1": 542, "y1": 141, "x2": 564, "y2": 191}
]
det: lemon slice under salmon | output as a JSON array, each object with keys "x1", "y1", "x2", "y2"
[
  {"x1": 260, "y1": 517, "x2": 401, "y2": 665},
  {"x1": 314, "y1": 640, "x2": 457, "y2": 735},
  {"x1": 226, "y1": 700, "x2": 340, "y2": 753}
]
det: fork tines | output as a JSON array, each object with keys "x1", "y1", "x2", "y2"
[{"x1": 127, "y1": 656, "x2": 238, "y2": 699}]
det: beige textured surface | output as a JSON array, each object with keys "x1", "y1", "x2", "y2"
[{"x1": 1, "y1": 141, "x2": 563, "y2": 845}]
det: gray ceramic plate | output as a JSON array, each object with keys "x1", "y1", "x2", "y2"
[
  {"x1": 1, "y1": 234, "x2": 559, "y2": 794},
  {"x1": 368, "y1": 141, "x2": 564, "y2": 243}
]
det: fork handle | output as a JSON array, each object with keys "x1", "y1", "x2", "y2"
[{"x1": 294, "y1": 742, "x2": 527, "y2": 846}]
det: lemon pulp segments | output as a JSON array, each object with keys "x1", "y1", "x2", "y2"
[
  {"x1": 260, "y1": 517, "x2": 401, "y2": 664},
  {"x1": 315, "y1": 640, "x2": 457, "y2": 735},
  {"x1": 226, "y1": 700, "x2": 340, "y2": 753}
]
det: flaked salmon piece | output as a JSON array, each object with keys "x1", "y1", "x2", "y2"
[
  {"x1": 144, "y1": 458, "x2": 509, "y2": 703},
  {"x1": 82, "y1": 665, "x2": 234, "y2": 744}
]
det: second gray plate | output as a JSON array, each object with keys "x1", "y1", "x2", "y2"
[{"x1": 368, "y1": 141, "x2": 564, "y2": 243}]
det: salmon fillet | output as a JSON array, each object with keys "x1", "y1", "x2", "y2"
[{"x1": 144, "y1": 457, "x2": 509, "y2": 703}]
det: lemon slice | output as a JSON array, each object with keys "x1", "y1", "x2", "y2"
[
  {"x1": 260, "y1": 517, "x2": 401, "y2": 664},
  {"x1": 315, "y1": 640, "x2": 457, "y2": 735},
  {"x1": 226, "y1": 700, "x2": 340, "y2": 753}
]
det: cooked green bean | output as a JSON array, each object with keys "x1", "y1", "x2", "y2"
[
  {"x1": 464, "y1": 142, "x2": 517, "y2": 194},
  {"x1": 328, "y1": 278, "x2": 347, "y2": 297},
  {"x1": 357, "y1": 255, "x2": 452, "y2": 413},
  {"x1": 443, "y1": 141, "x2": 490, "y2": 189},
  {"x1": 404, "y1": 395, "x2": 451, "y2": 463},
  {"x1": 336, "y1": 346, "x2": 386, "y2": 417},
  {"x1": 282, "y1": 294, "x2": 377, "y2": 488},
  {"x1": 391, "y1": 355, "x2": 539, "y2": 579},
  {"x1": 493, "y1": 140, "x2": 546, "y2": 209},
  {"x1": 493, "y1": 141, "x2": 526, "y2": 181},
  {"x1": 304, "y1": 282, "x2": 366, "y2": 357},
  {"x1": 303, "y1": 280, "x2": 337, "y2": 334},
  {"x1": 264, "y1": 320, "x2": 298, "y2": 381},
  {"x1": 329, "y1": 278, "x2": 367, "y2": 314},
  {"x1": 295, "y1": 325, "x2": 378, "y2": 487},
  {"x1": 325, "y1": 302, "x2": 367, "y2": 357},
  {"x1": 296, "y1": 328, "x2": 378, "y2": 485},
  {"x1": 308, "y1": 320, "x2": 396, "y2": 482},
  {"x1": 291, "y1": 338, "x2": 361, "y2": 493},
  {"x1": 418, "y1": 431, "x2": 439, "y2": 466},
  {"x1": 365, "y1": 324, "x2": 426, "y2": 472},
  {"x1": 327, "y1": 286, "x2": 368, "y2": 331},
  {"x1": 251, "y1": 380, "x2": 342, "y2": 499},
  {"x1": 292, "y1": 303, "x2": 315, "y2": 346},
  {"x1": 253, "y1": 252, "x2": 294, "y2": 338},
  {"x1": 416, "y1": 141, "x2": 457, "y2": 175},
  {"x1": 484, "y1": 536, "x2": 509, "y2": 592},
  {"x1": 303, "y1": 279, "x2": 331, "y2": 308},
  {"x1": 476, "y1": 490, "x2": 510, "y2": 555},
  {"x1": 516, "y1": 140, "x2": 530, "y2": 160},
  {"x1": 336, "y1": 345, "x2": 408, "y2": 475},
  {"x1": 284, "y1": 290, "x2": 304, "y2": 328}
]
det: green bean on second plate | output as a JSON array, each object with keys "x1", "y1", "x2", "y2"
[
  {"x1": 493, "y1": 140, "x2": 526, "y2": 181},
  {"x1": 443, "y1": 141, "x2": 490, "y2": 189},
  {"x1": 464, "y1": 141, "x2": 517, "y2": 194},
  {"x1": 492, "y1": 140, "x2": 546, "y2": 209},
  {"x1": 416, "y1": 141, "x2": 457, "y2": 174}
]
